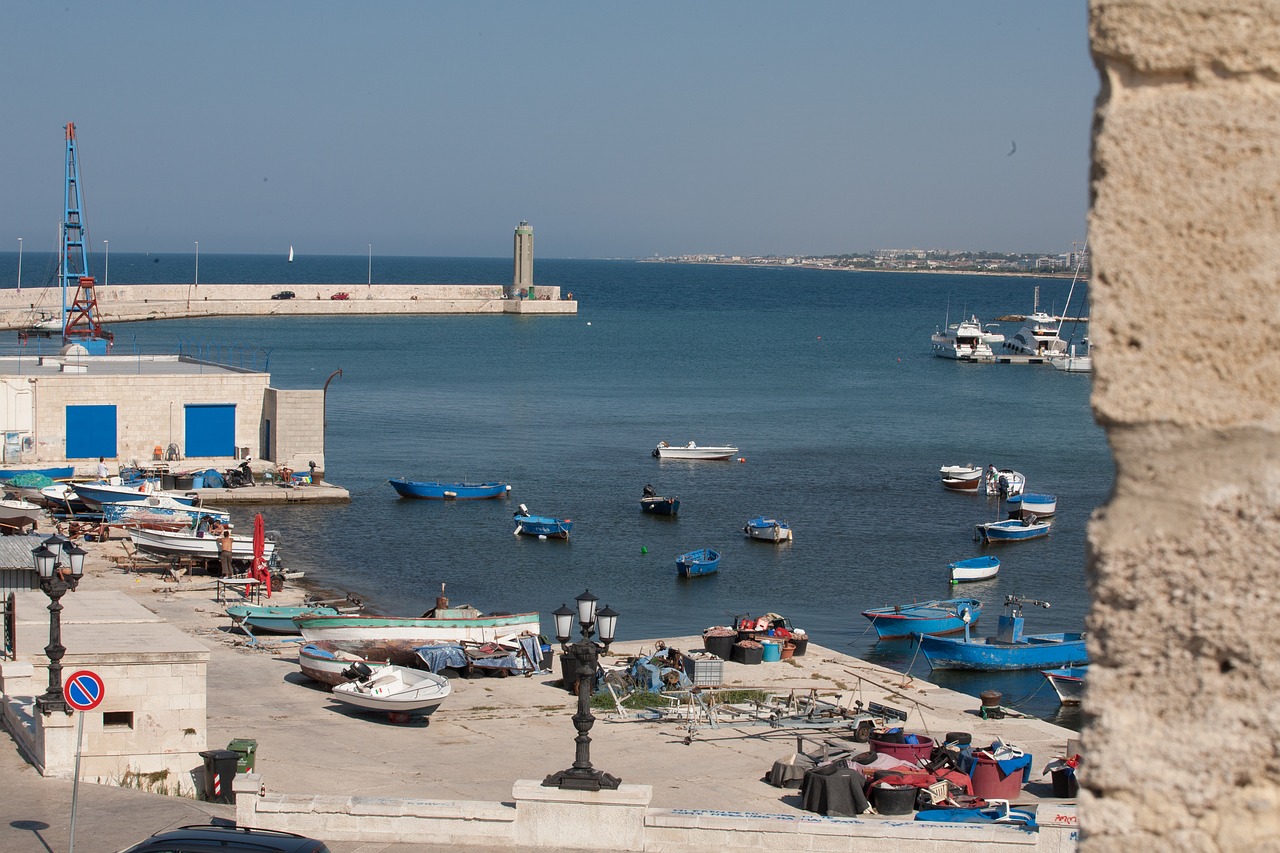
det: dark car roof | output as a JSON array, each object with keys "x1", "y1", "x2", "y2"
[{"x1": 118, "y1": 823, "x2": 330, "y2": 852}]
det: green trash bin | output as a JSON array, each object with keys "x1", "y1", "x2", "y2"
[{"x1": 227, "y1": 737, "x2": 257, "y2": 773}]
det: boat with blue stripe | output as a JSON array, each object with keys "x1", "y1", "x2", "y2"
[
  {"x1": 676, "y1": 547, "x2": 720, "y2": 578},
  {"x1": 861, "y1": 598, "x2": 981, "y2": 639},
  {"x1": 918, "y1": 596, "x2": 1087, "y2": 671},
  {"x1": 513, "y1": 505, "x2": 572, "y2": 539},
  {"x1": 390, "y1": 478, "x2": 511, "y2": 500}
]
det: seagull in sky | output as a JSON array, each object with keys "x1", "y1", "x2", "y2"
[{"x1": 1008, "y1": 140, "x2": 1017, "y2": 156}]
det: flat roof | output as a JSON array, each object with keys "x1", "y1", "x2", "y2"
[{"x1": 0, "y1": 354, "x2": 261, "y2": 379}]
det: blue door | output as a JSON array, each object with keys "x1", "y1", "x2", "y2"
[
  {"x1": 65, "y1": 405, "x2": 117, "y2": 459},
  {"x1": 184, "y1": 404, "x2": 236, "y2": 457}
]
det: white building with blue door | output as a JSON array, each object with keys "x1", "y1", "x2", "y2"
[{"x1": 0, "y1": 349, "x2": 326, "y2": 475}]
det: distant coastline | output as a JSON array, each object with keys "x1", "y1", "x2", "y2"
[{"x1": 640, "y1": 257, "x2": 1082, "y2": 281}]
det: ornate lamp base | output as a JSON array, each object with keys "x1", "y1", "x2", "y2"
[{"x1": 543, "y1": 767, "x2": 622, "y2": 792}]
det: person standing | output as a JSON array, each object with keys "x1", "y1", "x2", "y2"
[
  {"x1": 96, "y1": 456, "x2": 108, "y2": 480},
  {"x1": 218, "y1": 530, "x2": 234, "y2": 577}
]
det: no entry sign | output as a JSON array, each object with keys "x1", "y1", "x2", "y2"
[{"x1": 64, "y1": 670, "x2": 105, "y2": 712}]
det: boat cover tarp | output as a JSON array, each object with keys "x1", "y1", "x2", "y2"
[
  {"x1": 202, "y1": 469, "x2": 225, "y2": 488},
  {"x1": 414, "y1": 644, "x2": 469, "y2": 673}
]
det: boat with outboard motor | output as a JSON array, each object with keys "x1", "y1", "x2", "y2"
[
  {"x1": 329, "y1": 663, "x2": 452, "y2": 718},
  {"x1": 743, "y1": 516, "x2": 793, "y2": 542},
  {"x1": 653, "y1": 441, "x2": 739, "y2": 460},
  {"x1": 512, "y1": 504, "x2": 572, "y2": 539},
  {"x1": 918, "y1": 595, "x2": 1087, "y2": 671},
  {"x1": 640, "y1": 484, "x2": 679, "y2": 516}
]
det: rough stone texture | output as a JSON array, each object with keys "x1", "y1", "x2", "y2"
[{"x1": 1086, "y1": 2, "x2": 1280, "y2": 851}]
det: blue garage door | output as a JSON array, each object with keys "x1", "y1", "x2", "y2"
[
  {"x1": 66, "y1": 405, "x2": 118, "y2": 459},
  {"x1": 185, "y1": 404, "x2": 236, "y2": 457}
]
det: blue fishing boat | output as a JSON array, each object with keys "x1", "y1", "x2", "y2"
[
  {"x1": 675, "y1": 547, "x2": 720, "y2": 578},
  {"x1": 948, "y1": 555, "x2": 1001, "y2": 583},
  {"x1": 1042, "y1": 665, "x2": 1088, "y2": 704},
  {"x1": 72, "y1": 480, "x2": 197, "y2": 509},
  {"x1": 918, "y1": 596, "x2": 1087, "y2": 671},
  {"x1": 513, "y1": 505, "x2": 573, "y2": 539},
  {"x1": 974, "y1": 517, "x2": 1050, "y2": 544},
  {"x1": 389, "y1": 478, "x2": 511, "y2": 500},
  {"x1": 227, "y1": 603, "x2": 353, "y2": 636},
  {"x1": 861, "y1": 598, "x2": 981, "y2": 639}
]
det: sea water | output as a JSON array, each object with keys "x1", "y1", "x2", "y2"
[{"x1": 0, "y1": 254, "x2": 1107, "y2": 725}]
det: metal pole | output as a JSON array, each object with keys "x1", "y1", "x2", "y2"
[
  {"x1": 69, "y1": 710, "x2": 84, "y2": 853},
  {"x1": 367, "y1": 244, "x2": 371, "y2": 288},
  {"x1": 194, "y1": 242, "x2": 199, "y2": 287},
  {"x1": 103, "y1": 240, "x2": 108, "y2": 286},
  {"x1": 16, "y1": 238, "x2": 21, "y2": 291}
]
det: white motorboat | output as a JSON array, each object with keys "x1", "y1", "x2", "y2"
[
  {"x1": 940, "y1": 463, "x2": 982, "y2": 492},
  {"x1": 981, "y1": 323, "x2": 1006, "y2": 345},
  {"x1": 1003, "y1": 311, "x2": 1067, "y2": 357},
  {"x1": 0, "y1": 497, "x2": 43, "y2": 531},
  {"x1": 653, "y1": 441, "x2": 739, "y2": 460},
  {"x1": 299, "y1": 642, "x2": 391, "y2": 686},
  {"x1": 948, "y1": 556, "x2": 1001, "y2": 584},
  {"x1": 329, "y1": 664, "x2": 451, "y2": 717},
  {"x1": 931, "y1": 315, "x2": 995, "y2": 361},
  {"x1": 983, "y1": 467, "x2": 1026, "y2": 498},
  {"x1": 129, "y1": 527, "x2": 275, "y2": 563},
  {"x1": 1050, "y1": 343, "x2": 1093, "y2": 373},
  {"x1": 71, "y1": 478, "x2": 197, "y2": 509},
  {"x1": 743, "y1": 516, "x2": 793, "y2": 542}
]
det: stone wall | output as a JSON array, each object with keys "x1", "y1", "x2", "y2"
[
  {"x1": 1085, "y1": 2, "x2": 1280, "y2": 850},
  {"x1": 264, "y1": 388, "x2": 326, "y2": 472}
]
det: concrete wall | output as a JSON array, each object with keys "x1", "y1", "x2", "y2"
[
  {"x1": 1084, "y1": 2, "x2": 1280, "y2": 850},
  {"x1": 233, "y1": 776, "x2": 1080, "y2": 852},
  {"x1": 264, "y1": 388, "x2": 326, "y2": 473}
]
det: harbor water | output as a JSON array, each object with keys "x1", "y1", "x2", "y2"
[{"x1": 1, "y1": 253, "x2": 1108, "y2": 726}]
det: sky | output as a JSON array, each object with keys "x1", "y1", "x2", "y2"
[{"x1": 4, "y1": 2, "x2": 1095, "y2": 259}]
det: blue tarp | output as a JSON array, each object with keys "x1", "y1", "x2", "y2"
[{"x1": 414, "y1": 644, "x2": 468, "y2": 673}]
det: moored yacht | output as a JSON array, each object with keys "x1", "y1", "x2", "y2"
[
  {"x1": 931, "y1": 315, "x2": 995, "y2": 361},
  {"x1": 1003, "y1": 311, "x2": 1067, "y2": 357}
]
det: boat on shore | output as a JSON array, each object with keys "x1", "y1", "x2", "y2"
[
  {"x1": 653, "y1": 441, "x2": 739, "y2": 460},
  {"x1": 948, "y1": 555, "x2": 1001, "y2": 584},
  {"x1": 0, "y1": 498, "x2": 43, "y2": 531},
  {"x1": 298, "y1": 641, "x2": 391, "y2": 685},
  {"x1": 676, "y1": 547, "x2": 720, "y2": 578},
  {"x1": 227, "y1": 601, "x2": 362, "y2": 636},
  {"x1": 0, "y1": 466, "x2": 74, "y2": 481},
  {"x1": 743, "y1": 516, "x2": 792, "y2": 542},
  {"x1": 918, "y1": 596, "x2": 1086, "y2": 671},
  {"x1": 102, "y1": 497, "x2": 229, "y2": 531},
  {"x1": 130, "y1": 527, "x2": 276, "y2": 564},
  {"x1": 329, "y1": 663, "x2": 452, "y2": 719},
  {"x1": 73, "y1": 479, "x2": 197, "y2": 509},
  {"x1": 389, "y1": 478, "x2": 511, "y2": 500},
  {"x1": 295, "y1": 593, "x2": 541, "y2": 668},
  {"x1": 1042, "y1": 666, "x2": 1088, "y2": 704},
  {"x1": 861, "y1": 598, "x2": 981, "y2": 640}
]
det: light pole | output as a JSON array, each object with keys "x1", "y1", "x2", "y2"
[
  {"x1": 17, "y1": 237, "x2": 22, "y2": 291},
  {"x1": 194, "y1": 241, "x2": 199, "y2": 287},
  {"x1": 32, "y1": 538, "x2": 87, "y2": 716},
  {"x1": 367, "y1": 243, "x2": 372, "y2": 291},
  {"x1": 103, "y1": 240, "x2": 108, "y2": 286},
  {"x1": 543, "y1": 590, "x2": 621, "y2": 792}
]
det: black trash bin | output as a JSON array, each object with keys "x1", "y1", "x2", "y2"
[{"x1": 199, "y1": 748, "x2": 240, "y2": 803}]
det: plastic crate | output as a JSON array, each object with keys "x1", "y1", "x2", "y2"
[{"x1": 683, "y1": 655, "x2": 724, "y2": 686}]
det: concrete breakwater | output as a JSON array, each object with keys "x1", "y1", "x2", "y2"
[{"x1": 0, "y1": 283, "x2": 576, "y2": 330}]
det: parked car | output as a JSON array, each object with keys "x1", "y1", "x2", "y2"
[
  {"x1": 117, "y1": 824, "x2": 331, "y2": 852},
  {"x1": 271, "y1": 291, "x2": 296, "y2": 300},
  {"x1": 330, "y1": 292, "x2": 349, "y2": 300}
]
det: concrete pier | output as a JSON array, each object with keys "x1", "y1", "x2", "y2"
[{"x1": 0, "y1": 282, "x2": 576, "y2": 331}]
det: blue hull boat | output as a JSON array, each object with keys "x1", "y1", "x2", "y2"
[
  {"x1": 227, "y1": 604, "x2": 347, "y2": 635},
  {"x1": 919, "y1": 596, "x2": 1087, "y2": 671},
  {"x1": 390, "y1": 478, "x2": 511, "y2": 500},
  {"x1": 676, "y1": 547, "x2": 720, "y2": 578},
  {"x1": 974, "y1": 517, "x2": 1050, "y2": 544},
  {"x1": 513, "y1": 513, "x2": 573, "y2": 539},
  {"x1": 72, "y1": 481, "x2": 197, "y2": 509},
  {"x1": 0, "y1": 466, "x2": 74, "y2": 481},
  {"x1": 861, "y1": 598, "x2": 981, "y2": 639}
]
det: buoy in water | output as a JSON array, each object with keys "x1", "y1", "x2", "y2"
[
  {"x1": 640, "y1": 546, "x2": 648, "y2": 555},
  {"x1": 538, "y1": 534, "x2": 547, "y2": 540},
  {"x1": 738, "y1": 457, "x2": 746, "y2": 463}
]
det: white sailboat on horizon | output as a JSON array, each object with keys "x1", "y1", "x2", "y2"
[{"x1": 288, "y1": 245, "x2": 294, "y2": 262}]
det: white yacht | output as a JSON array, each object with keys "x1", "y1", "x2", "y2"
[
  {"x1": 931, "y1": 315, "x2": 994, "y2": 361},
  {"x1": 1003, "y1": 311, "x2": 1067, "y2": 357}
]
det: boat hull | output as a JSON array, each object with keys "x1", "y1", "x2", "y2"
[
  {"x1": 513, "y1": 515, "x2": 572, "y2": 538},
  {"x1": 654, "y1": 443, "x2": 738, "y2": 460},
  {"x1": 943, "y1": 477, "x2": 981, "y2": 492},
  {"x1": 0, "y1": 466, "x2": 74, "y2": 481},
  {"x1": 330, "y1": 665, "x2": 452, "y2": 715},
  {"x1": 1043, "y1": 666, "x2": 1088, "y2": 704},
  {"x1": 297, "y1": 612, "x2": 542, "y2": 667},
  {"x1": 73, "y1": 481, "x2": 197, "y2": 509},
  {"x1": 130, "y1": 527, "x2": 275, "y2": 562},
  {"x1": 975, "y1": 519, "x2": 1051, "y2": 543},
  {"x1": 676, "y1": 548, "x2": 720, "y2": 578},
  {"x1": 227, "y1": 605, "x2": 343, "y2": 635},
  {"x1": 299, "y1": 641, "x2": 390, "y2": 685},
  {"x1": 949, "y1": 556, "x2": 1001, "y2": 583},
  {"x1": 389, "y1": 478, "x2": 510, "y2": 500},
  {"x1": 743, "y1": 517, "x2": 792, "y2": 542},
  {"x1": 640, "y1": 496, "x2": 679, "y2": 516},
  {"x1": 861, "y1": 598, "x2": 982, "y2": 639},
  {"x1": 920, "y1": 632, "x2": 1087, "y2": 671},
  {"x1": 0, "y1": 498, "x2": 44, "y2": 529},
  {"x1": 1019, "y1": 494, "x2": 1058, "y2": 517}
]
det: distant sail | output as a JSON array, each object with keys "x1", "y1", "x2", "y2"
[{"x1": 288, "y1": 245, "x2": 294, "y2": 263}]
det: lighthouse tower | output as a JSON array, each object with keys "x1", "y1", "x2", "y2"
[{"x1": 512, "y1": 221, "x2": 533, "y2": 298}]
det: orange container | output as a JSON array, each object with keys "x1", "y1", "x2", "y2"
[{"x1": 970, "y1": 755, "x2": 1024, "y2": 800}]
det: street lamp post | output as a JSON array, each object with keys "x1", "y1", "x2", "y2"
[
  {"x1": 367, "y1": 243, "x2": 372, "y2": 291},
  {"x1": 543, "y1": 590, "x2": 621, "y2": 792},
  {"x1": 194, "y1": 241, "x2": 199, "y2": 287},
  {"x1": 103, "y1": 240, "x2": 108, "y2": 286},
  {"x1": 32, "y1": 538, "x2": 87, "y2": 716},
  {"x1": 17, "y1": 237, "x2": 23, "y2": 291}
]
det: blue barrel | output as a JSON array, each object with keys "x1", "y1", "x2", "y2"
[
  {"x1": 191, "y1": 475, "x2": 204, "y2": 489},
  {"x1": 761, "y1": 639, "x2": 782, "y2": 662}
]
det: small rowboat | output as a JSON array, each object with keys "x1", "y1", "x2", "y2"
[
  {"x1": 227, "y1": 601, "x2": 361, "y2": 636},
  {"x1": 389, "y1": 478, "x2": 511, "y2": 500},
  {"x1": 948, "y1": 555, "x2": 1001, "y2": 584},
  {"x1": 329, "y1": 663, "x2": 452, "y2": 719},
  {"x1": 743, "y1": 516, "x2": 793, "y2": 542},
  {"x1": 676, "y1": 547, "x2": 720, "y2": 578},
  {"x1": 1042, "y1": 666, "x2": 1088, "y2": 704},
  {"x1": 861, "y1": 598, "x2": 981, "y2": 640},
  {"x1": 974, "y1": 517, "x2": 1051, "y2": 544},
  {"x1": 513, "y1": 511, "x2": 573, "y2": 539},
  {"x1": 1019, "y1": 493, "x2": 1058, "y2": 517},
  {"x1": 299, "y1": 642, "x2": 390, "y2": 686},
  {"x1": 939, "y1": 463, "x2": 982, "y2": 481}
]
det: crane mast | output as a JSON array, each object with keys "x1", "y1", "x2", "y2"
[{"x1": 60, "y1": 122, "x2": 112, "y2": 352}]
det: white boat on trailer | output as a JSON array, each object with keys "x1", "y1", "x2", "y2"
[{"x1": 653, "y1": 441, "x2": 739, "y2": 460}]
